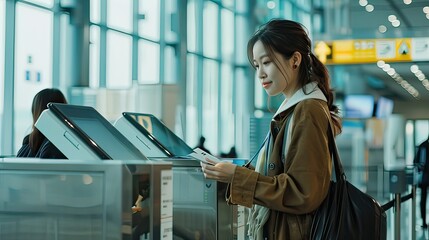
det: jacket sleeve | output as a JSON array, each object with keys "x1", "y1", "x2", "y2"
[{"x1": 228, "y1": 100, "x2": 331, "y2": 214}]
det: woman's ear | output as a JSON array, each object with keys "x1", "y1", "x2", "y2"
[{"x1": 291, "y1": 51, "x2": 302, "y2": 69}]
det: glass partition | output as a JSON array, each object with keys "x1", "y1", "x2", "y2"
[{"x1": 13, "y1": 3, "x2": 53, "y2": 152}]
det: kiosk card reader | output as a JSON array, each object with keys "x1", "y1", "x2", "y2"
[
  {"x1": 35, "y1": 103, "x2": 147, "y2": 161},
  {"x1": 115, "y1": 112, "x2": 240, "y2": 240}
]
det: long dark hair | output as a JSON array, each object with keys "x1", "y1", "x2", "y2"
[
  {"x1": 247, "y1": 18, "x2": 341, "y2": 132},
  {"x1": 29, "y1": 88, "x2": 67, "y2": 153}
]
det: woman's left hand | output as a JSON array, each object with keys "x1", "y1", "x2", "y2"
[{"x1": 200, "y1": 161, "x2": 237, "y2": 183}]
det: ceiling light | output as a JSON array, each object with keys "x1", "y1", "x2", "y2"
[
  {"x1": 266, "y1": 1, "x2": 276, "y2": 9},
  {"x1": 426, "y1": 14, "x2": 429, "y2": 20},
  {"x1": 377, "y1": 60, "x2": 385, "y2": 67},
  {"x1": 392, "y1": 20, "x2": 400, "y2": 27},
  {"x1": 410, "y1": 64, "x2": 419, "y2": 73},
  {"x1": 423, "y1": 6, "x2": 429, "y2": 14},
  {"x1": 378, "y1": 25, "x2": 387, "y2": 33},
  {"x1": 382, "y1": 64, "x2": 391, "y2": 71},
  {"x1": 403, "y1": 0, "x2": 412, "y2": 5},
  {"x1": 388, "y1": 15, "x2": 397, "y2": 22},
  {"x1": 359, "y1": 0, "x2": 368, "y2": 7},
  {"x1": 365, "y1": 4, "x2": 374, "y2": 12},
  {"x1": 387, "y1": 69, "x2": 396, "y2": 76}
]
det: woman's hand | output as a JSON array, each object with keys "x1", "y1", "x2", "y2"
[{"x1": 200, "y1": 160, "x2": 237, "y2": 183}]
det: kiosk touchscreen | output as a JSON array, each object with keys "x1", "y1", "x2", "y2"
[
  {"x1": 114, "y1": 112, "x2": 193, "y2": 158},
  {"x1": 35, "y1": 103, "x2": 148, "y2": 160}
]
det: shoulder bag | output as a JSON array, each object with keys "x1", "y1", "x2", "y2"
[{"x1": 310, "y1": 120, "x2": 387, "y2": 240}]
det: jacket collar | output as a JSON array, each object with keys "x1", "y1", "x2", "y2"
[{"x1": 273, "y1": 82, "x2": 327, "y2": 118}]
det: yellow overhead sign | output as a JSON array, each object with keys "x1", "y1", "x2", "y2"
[{"x1": 315, "y1": 37, "x2": 427, "y2": 64}]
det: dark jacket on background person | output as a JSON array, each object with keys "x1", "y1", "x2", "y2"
[
  {"x1": 17, "y1": 134, "x2": 67, "y2": 159},
  {"x1": 415, "y1": 139, "x2": 429, "y2": 185}
]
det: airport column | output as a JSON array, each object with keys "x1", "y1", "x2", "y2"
[{"x1": 62, "y1": 0, "x2": 90, "y2": 87}]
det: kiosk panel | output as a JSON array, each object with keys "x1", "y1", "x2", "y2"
[
  {"x1": 121, "y1": 112, "x2": 193, "y2": 157},
  {"x1": 36, "y1": 103, "x2": 147, "y2": 160}
]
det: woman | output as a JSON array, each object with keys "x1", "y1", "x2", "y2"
[
  {"x1": 200, "y1": 19, "x2": 342, "y2": 239},
  {"x1": 17, "y1": 88, "x2": 68, "y2": 159}
]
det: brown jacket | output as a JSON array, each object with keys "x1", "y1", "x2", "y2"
[{"x1": 227, "y1": 99, "x2": 332, "y2": 239}]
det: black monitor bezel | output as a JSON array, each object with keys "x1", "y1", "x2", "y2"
[{"x1": 122, "y1": 112, "x2": 193, "y2": 157}]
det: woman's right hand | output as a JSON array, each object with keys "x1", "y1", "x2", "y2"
[{"x1": 200, "y1": 161, "x2": 237, "y2": 183}]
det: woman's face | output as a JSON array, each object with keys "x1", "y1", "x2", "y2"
[{"x1": 252, "y1": 40, "x2": 298, "y2": 97}]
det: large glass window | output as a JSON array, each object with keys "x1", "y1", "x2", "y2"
[
  {"x1": 164, "y1": 45, "x2": 177, "y2": 84},
  {"x1": 221, "y1": 9, "x2": 234, "y2": 60},
  {"x1": 203, "y1": 1, "x2": 218, "y2": 58},
  {"x1": 14, "y1": 3, "x2": 53, "y2": 151},
  {"x1": 165, "y1": 0, "x2": 178, "y2": 42},
  {"x1": 89, "y1": 26, "x2": 100, "y2": 88},
  {"x1": 0, "y1": 0, "x2": 4, "y2": 145},
  {"x1": 186, "y1": 54, "x2": 198, "y2": 147},
  {"x1": 90, "y1": 0, "x2": 100, "y2": 24},
  {"x1": 186, "y1": 0, "x2": 198, "y2": 52},
  {"x1": 138, "y1": 40, "x2": 160, "y2": 84},
  {"x1": 187, "y1": 0, "x2": 197, "y2": 52},
  {"x1": 139, "y1": 0, "x2": 160, "y2": 41},
  {"x1": 107, "y1": 0, "x2": 132, "y2": 33},
  {"x1": 235, "y1": 16, "x2": 247, "y2": 65},
  {"x1": 202, "y1": 59, "x2": 219, "y2": 154},
  {"x1": 106, "y1": 30, "x2": 132, "y2": 88},
  {"x1": 220, "y1": 63, "x2": 234, "y2": 153}
]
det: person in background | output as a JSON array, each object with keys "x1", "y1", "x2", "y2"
[
  {"x1": 194, "y1": 136, "x2": 212, "y2": 154},
  {"x1": 16, "y1": 88, "x2": 68, "y2": 159},
  {"x1": 415, "y1": 136, "x2": 429, "y2": 228},
  {"x1": 200, "y1": 19, "x2": 342, "y2": 239},
  {"x1": 221, "y1": 146, "x2": 238, "y2": 158}
]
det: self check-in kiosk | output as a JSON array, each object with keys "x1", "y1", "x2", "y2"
[
  {"x1": 31, "y1": 103, "x2": 173, "y2": 240},
  {"x1": 114, "y1": 112, "x2": 241, "y2": 240},
  {"x1": 0, "y1": 159, "x2": 172, "y2": 240}
]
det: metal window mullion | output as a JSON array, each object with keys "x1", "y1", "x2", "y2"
[
  {"x1": 52, "y1": 0, "x2": 60, "y2": 88},
  {"x1": 132, "y1": 0, "x2": 139, "y2": 83},
  {"x1": 99, "y1": 0, "x2": 107, "y2": 88},
  {"x1": 159, "y1": 0, "x2": 165, "y2": 84},
  {"x1": 216, "y1": 4, "x2": 222, "y2": 153},
  {"x1": 177, "y1": 0, "x2": 187, "y2": 140},
  {"x1": 196, "y1": 0, "x2": 204, "y2": 137},
  {"x1": 2, "y1": 0, "x2": 16, "y2": 155}
]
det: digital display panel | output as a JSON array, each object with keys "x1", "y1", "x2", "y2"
[
  {"x1": 123, "y1": 112, "x2": 193, "y2": 157},
  {"x1": 375, "y1": 96, "x2": 394, "y2": 118},
  {"x1": 344, "y1": 95, "x2": 375, "y2": 119},
  {"x1": 48, "y1": 103, "x2": 147, "y2": 160}
]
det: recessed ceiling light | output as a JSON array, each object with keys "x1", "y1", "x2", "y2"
[
  {"x1": 359, "y1": 0, "x2": 368, "y2": 7},
  {"x1": 403, "y1": 0, "x2": 412, "y2": 5},
  {"x1": 410, "y1": 64, "x2": 419, "y2": 73},
  {"x1": 388, "y1": 15, "x2": 397, "y2": 22},
  {"x1": 423, "y1": 6, "x2": 429, "y2": 14},
  {"x1": 266, "y1": 1, "x2": 276, "y2": 9},
  {"x1": 377, "y1": 60, "x2": 385, "y2": 67},
  {"x1": 365, "y1": 4, "x2": 374, "y2": 12},
  {"x1": 426, "y1": 14, "x2": 429, "y2": 20},
  {"x1": 392, "y1": 20, "x2": 401, "y2": 27},
  {"x1": 378, "y1": 25, "x2": 387, "y2": 33}
]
